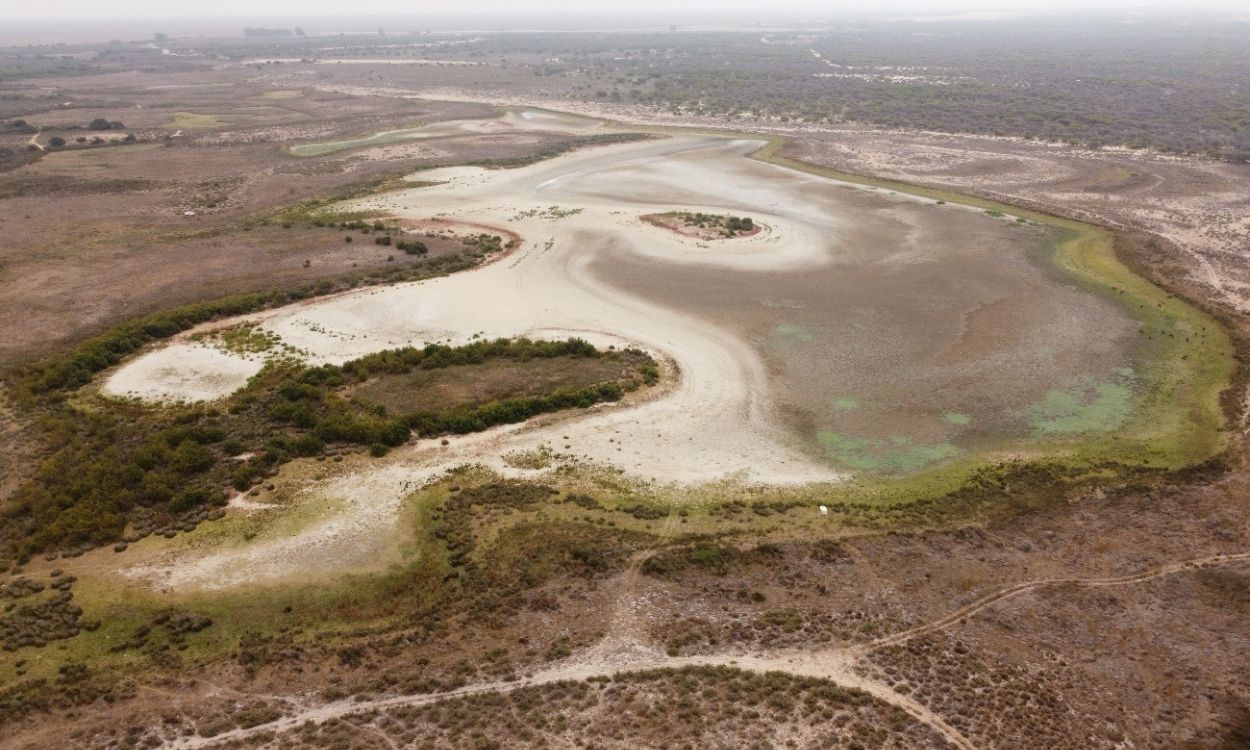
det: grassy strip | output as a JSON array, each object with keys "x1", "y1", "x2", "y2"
[
  {"x1": 286, "y1": 115, "x2": 651, "y2": 162},
  {"x1": 8, "y1": 250, "x2": 487, "y2": 401}
]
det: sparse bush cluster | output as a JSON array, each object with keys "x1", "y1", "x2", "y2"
[
  {"x1": 862, "y1": 632, "x2": 1103, "y2": 749},
  {"x1": 708, "y1": 497, "x2": 805, "y2": 518},
  {"x1": 657, "y1": 605, "x2": 902, "y2": 657},
  {"x1": 1, "y1": 583, "x2": 90, "y2": 652},
  {"x1": 401, "y1": 479, "x2": 648, "y2": 636},
  {"x1": 0, "y1": 661, "x2": 131, "y2": 727},
  {"x1": 87, "y1": 118, "x2": 126, "y2": 131},
  {"x1": 433, "y1": 480, "x2": 559, "y2": 568},
  {"x1": 434, "y1": 481, "x2": 636, "y2": 592},
  {"x1": 677, "y1": 211, "x2": 756, "y2": 237},
  {"x1": 6, "y1": 119, "x2": 37, "y2": 135},
  {"x1": 642, "y1": 542, "x2": 735, "y2": 576},
  {"x1": 109, "y1": 610, "x2": 213, "y2": 654},
  {"x1": 218, "y1": 666, "x2": 950, "y2": 748},
  {"x1": 235, "y1": 631, "x2": 307, "y2": 679},
  {"x1": 396, "y1": 239, "x2": 428, "y2": 255}
]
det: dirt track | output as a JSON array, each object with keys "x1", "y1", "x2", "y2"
[{"x1": 160, "y1": 548, "x2": 1250, "y2": 750}]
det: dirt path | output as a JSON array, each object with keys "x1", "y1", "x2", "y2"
[
  {"x1": 164, "y1": 649, "x2": 974, "y2": 750},
  {"x1": 862, "y1": 549, "x2": 1250, "y2": 652},
  {"x1": 159, "y1": 548, "x2": 1250, "y2": 750}
]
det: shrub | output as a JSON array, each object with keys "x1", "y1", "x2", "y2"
[{"x1": 397, "y1": 239, "x2": 428, "y2": 255}]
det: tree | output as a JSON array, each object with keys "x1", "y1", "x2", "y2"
[
  {"x1": 48, "y1": 136, "x2": 66, "y2": 148},
  {"x1": 89, "y1": 118, "x2": 112, "y2": 130}
]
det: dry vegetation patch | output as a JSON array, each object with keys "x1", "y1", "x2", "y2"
[
  {"x1": 192, "y1": 667, "x2": 953, "y2": 750},
  {"x1": 348, "y1": 349, "x2": 656, "y2": 414},
  {"x1": 859, "y1": 632, "x2": 1101, "y2": 749},
  {"x1": 642, "y1": 210, "x2": 760, "y2": 240}
]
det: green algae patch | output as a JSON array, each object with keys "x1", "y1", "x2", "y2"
[
  {"x1": 832, "y1": 397, "x2": 861, "y2": 412},
  {"x1": 817, "y1": 431, "x2": 961, "y2": 473},
  {"x1": 1027, "y1": 379, "x2": 1133, "y2": 435},
  {"x1": 773, "y1": 323, "x2": 815, "y2": 343}
]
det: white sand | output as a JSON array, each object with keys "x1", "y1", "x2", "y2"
[{"x1": 102, "y1": 342, "x2": 265, "y2": 403}]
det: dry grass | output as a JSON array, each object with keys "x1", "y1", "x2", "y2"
[{"x1": 347, "y1": 351, "x2": 654, "y2": 414}]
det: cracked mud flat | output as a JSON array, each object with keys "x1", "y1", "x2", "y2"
[{"x1": 109, "y1": 115, "x2": 1140, "y2": 590}]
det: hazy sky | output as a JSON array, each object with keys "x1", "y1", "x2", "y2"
[{"x1": 7, "y1": 0, "x2": 1248, "y2": 21}]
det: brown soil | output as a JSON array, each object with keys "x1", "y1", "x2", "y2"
[
  {"x1": 0, "y1": 72, "x2": 615, "y2": 364},
  {"x1": 348, "y1": 351, "x2": 652, "y2": 414}
]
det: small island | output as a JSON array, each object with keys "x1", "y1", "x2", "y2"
[{"x1": 643, "y1": 211, "x2": 762, "y2": 239}]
